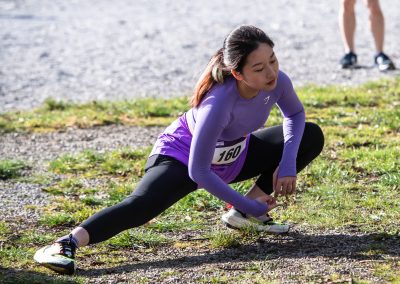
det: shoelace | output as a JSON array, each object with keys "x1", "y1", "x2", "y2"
[
  {"x1": 234, "y1": 208, "x2": 274, "y2": 224},
  {"x1": 57, "y1": 235, "x2": 76, "y2": 258}
]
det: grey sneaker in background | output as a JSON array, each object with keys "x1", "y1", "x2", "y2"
[
  {"x1": 375, "y1": 52, "x2": 396, "y2": 71},
  {"x1": 339, "y1": 51, "x2": 358, "y2": 69}
]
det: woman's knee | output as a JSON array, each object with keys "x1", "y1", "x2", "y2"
[
  {"x1": 365, "y1": 0, "x2": 382, "y2": 14},
  {"x1": 304, "y1": 122, "x2": 325, "y2": 155},
  {"x1": 342, "y1": 0, "x2": 356, "y2": 10}
]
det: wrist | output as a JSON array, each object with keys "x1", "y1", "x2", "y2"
[{"x1": 252, "y1": 199, "x2": 268, "y2": 217}]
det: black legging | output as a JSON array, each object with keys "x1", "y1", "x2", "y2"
[{"x1": 80, "y1": 122, "x2": 324, "y2": 244}]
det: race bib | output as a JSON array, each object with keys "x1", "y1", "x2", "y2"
[{"x1": 212, "y1": 137, "x2": 247, "y2": 165}]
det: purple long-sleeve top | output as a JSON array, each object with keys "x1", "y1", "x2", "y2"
[{"x1": 150, "y1": 70, "x2": 305, "y2": 217}]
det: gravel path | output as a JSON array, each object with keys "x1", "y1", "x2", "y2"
[
  {"x1": 0, "y1": 125, "x2": 163, "y2": 220},
  {"x1": 1, "y1": 0, "x2": 399, "y2": 112},
  {"x1": 0, "y1": 124, "x2": 163, "y2": 217},
  {"x1": 0, "y1": 125, "x2": 164, "y2": 164}
]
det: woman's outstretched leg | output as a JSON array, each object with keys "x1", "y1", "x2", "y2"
[{"x1": 34, "y1": 156, "x2": 197, "y2": 274}]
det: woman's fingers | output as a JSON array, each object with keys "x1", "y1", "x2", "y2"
[
  {"x1": 275, "y1": 177, "x2": 297, "y2": 196},
  {"x1": 286, "y1": 181, "x2": 293, "y2": 195},
  {"x1": 272, "y1": 167, "x2": 278, "y2": 192},
  {"x1": 267, "y1": 202, "x2": 279, "y2": 211},
  {"x1": 274, "y1": 180, "x2": 283, "y2": 196}
]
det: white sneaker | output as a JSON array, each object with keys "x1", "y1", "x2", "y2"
[
  {"x1": 221, "y1": 208, "x2": 290, "y2": 234},
  {"x1": 34, "y1": 235, "x2": 77, "y2": 275}
]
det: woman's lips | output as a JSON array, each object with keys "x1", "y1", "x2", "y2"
[{"x1": 266, "y1": 78, "x2": 276, "y2": 85}]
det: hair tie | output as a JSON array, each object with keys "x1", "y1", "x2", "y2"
[{"x1": 212, "y1": 65, "x2": 224, "y2": 83}]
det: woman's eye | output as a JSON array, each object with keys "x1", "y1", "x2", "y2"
[
  {"x1": 270, "y1": 60, "x2": 276, "y2": 64},
  {"x1": 255, "y1": 69, "x2": 264, "y2": 72}
]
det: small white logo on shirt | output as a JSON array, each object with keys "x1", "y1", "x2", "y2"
[{"x1": 264, "y1": 96, "x2": 270, "y2": 104}]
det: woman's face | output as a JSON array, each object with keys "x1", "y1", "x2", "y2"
[{"x1": 239, "y1": 43, "x2": 279, "y2": 92}]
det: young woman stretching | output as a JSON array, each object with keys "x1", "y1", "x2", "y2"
[{"x1": 34, "y1": 25, "x2": 324, "y2": 275}]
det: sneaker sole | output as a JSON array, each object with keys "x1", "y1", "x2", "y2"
[
  {"x1": 34, "y1": 246, "x2": 76, "y2": 275},
  {"x1": 377, "y1": 64, "x2": 396, "y2": 71},
  {"x1": 340, "y1": 64, "x2": 359, "y2": 70},
  {"x1": 222, "y1": 214, "x2": 290, "y2": 234}
]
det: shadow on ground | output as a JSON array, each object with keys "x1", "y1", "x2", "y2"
[
  {"x1": 80, "y1": 232, "x2": 399, "y2": 276},
  {"x1": 0, "y1": 267, "x2": 78, "y2": 284}
]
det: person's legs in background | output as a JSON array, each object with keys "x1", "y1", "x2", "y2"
[
  {"x1": 365, "y1": 0, "x2": 384, "y2": 53},
  {"x1": 339, "y1": 0, "x2": 358, "y2": 68},
  {"x1": 364, "y1": 0, "x2": 396, "y2": 70}
]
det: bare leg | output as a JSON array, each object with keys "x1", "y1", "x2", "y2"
[
  {"x1": 364, "y1": 0, "x2": 384, "y2": 53},
  {"x1": 339, "y1": 0, "x2": 357, "y2": 53},
  {"x1": 244, "y1": 184, "x2": 268, "y2": 200}
]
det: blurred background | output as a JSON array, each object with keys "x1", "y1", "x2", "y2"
[{"x1": 0, "y1": 0, "x2": 399, "y2": 112}]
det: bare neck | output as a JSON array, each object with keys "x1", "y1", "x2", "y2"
[{"x1": 236, "y1": 80, "x2": 259, "y2": 100}]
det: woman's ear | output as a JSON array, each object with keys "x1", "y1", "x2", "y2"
[{"x1": 231, "y1": 69, "x2": 243, "y2": 81}]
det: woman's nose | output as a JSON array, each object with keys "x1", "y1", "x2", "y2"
[{"x1": 265, "y1": 65, "x2": 275, "y2": 78}]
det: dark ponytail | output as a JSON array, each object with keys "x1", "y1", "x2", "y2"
[
  {"x1": 191, "y1": 48, "x2": 230, "y2": 107},
  {"x1": 191, "y1": 25, "x2": 274, "y2": 107}
]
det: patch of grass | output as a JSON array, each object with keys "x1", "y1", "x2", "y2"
[
  {"x1": 43, "y1": 97, "x2": 73, "y2": 111},
  {"x1": 0, "y1": 271, "x2": 80, "y2": 284},
  {"x1": 352, "y1": 280, "x2": 372, "y2": 284},
  {"x1": 39, "y1": 196, "x2": 99, "y2": 227},
  {"x1": 49, "y1": 147, "x2": 148, "y2": 177},
  {"x1": 207, "y1": 230, "x2": 240, "y2": 249},
  {"x1": 362, "y1": 242, "x2": 387, "y2": 256},
  {"x1": 380, "y1": 172, "x2": 400, "y2": 187},
  {"x1": 105, "y1": 228, "x2": 170, "y2": 249},
  {"x1": 278, "y1": 180, "x2": 400, "y2": 232},
  {"x1": 341, "y1": 147, "x2": 399, "y2": 175},
  {"x1": 0, "y1": 97, "x2": 189, "y2": 133},
  {"x1": 1, "y1": 77, "x2": 399, "y2": 134},
  {"x1": 172, "y1": 189, "x2": 224, "y2": 212},
  {"x1": 373, "y1": 262, "x2": 400, "y2": 282},
  {"x1": 48, "y1": 150, "x2": 107, "y2": 174},
  {"x1": 146, "y1": 215, "x2": 205, "y2": 232},
  {"x1": 44, "y1": 178, "x2": 85, "y2": 196},
  {"x1": 80, "y1": 195, "x2": 104, "y2": 206},
  {"x1": 13, "y1": 230, "x2": 58, "y2": 247},
  {"x1": 0, "y1": 160, "x2": 29, "y2": 180},
  {"x1": 198, "y1": 268, "x2": 278, "y2": 284},
  {"x1": 273, "y1": 87, "x2": 400, "y2": 232},
  {"x1": 158, "y1": 270, "x2": 182, "y2": 282},
  {"x1": 0, "y1": 221, "x2": 11, "y2": 241},
  {"x1": 299, "y1": 78, "x2": 399, "y2": 108},
  {"x1": 106, "y1": 180, "x2": 137, "y2": 204},
  {"x1": 17, "y1": 173, "x2": 54, "y2": 185},
  {"x1": 39, "y1": 148, "x2": 150, "y2": 228},
  {"x1": 0, "y1": 247, "x2": 35, "y2": 269},
  {"x1": 39, "y1": 212, "x2": 75, "y2": 227}
]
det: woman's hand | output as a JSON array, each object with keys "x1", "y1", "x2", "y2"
[
  {"x1": 255, "y1": 195, "x2": 279, "y2": 212},
  {"x1": 273, "y1": 167, "x2": 297, "y2": 197}
]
